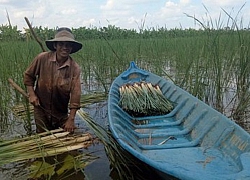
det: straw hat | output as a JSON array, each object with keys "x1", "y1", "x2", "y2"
[{"x1": 45, "y1": 28, "x2": 82, "y2": 54}]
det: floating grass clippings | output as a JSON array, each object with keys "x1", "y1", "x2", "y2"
[{"x1": 119, "y1": 82, "x2": 173, "y2": 117}]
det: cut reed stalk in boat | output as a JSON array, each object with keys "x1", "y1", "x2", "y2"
[{"x1": 119, "y1": 82, "x2": 174, "y2": 117}]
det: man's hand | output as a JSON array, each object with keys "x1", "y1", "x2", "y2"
[
  {"x1": 29, "y1": 94, "x2": 40, "y2": 106},
  {"x1": 26, "y1": 86, "x2": 40, "y2": 106},
  {"x1": 63, "y1": 117, "x2": 77, "y2": 133}
]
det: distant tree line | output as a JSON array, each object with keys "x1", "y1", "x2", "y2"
[{"x1": 0, "y1": 23, "x2": 249, "y2": 41}]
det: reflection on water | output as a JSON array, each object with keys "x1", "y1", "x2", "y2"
[
  {"x1": 75, "y1": 101, "x2": 112, "y2": 179},
  {"x1": 82, "y1": 144, "x2": 112, "y2": 180}
]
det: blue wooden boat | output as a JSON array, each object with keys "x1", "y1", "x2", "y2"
[{"x1": 108, "y1": 61, "x2": 250, "y2": 180}]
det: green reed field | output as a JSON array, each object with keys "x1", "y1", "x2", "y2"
[{"x1": 0, "y1": 22, "x2": 250, "y2": 135}]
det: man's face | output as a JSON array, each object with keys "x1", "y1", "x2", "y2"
[{"x1": 54, "y1": 41, "x2": 73, "y2": 58}]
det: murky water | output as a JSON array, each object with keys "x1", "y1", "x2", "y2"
[
  {"x1": 0, "y1": 101, "x2": 111, "y2": 180},
  {"x1": 76, "y1": 101, "x2": 113, "y2": 180},
  {"x1": 0, "y1": 101, "x2": 164, "y2": 180},
  {"x1": 2, "y1": 93, "x2": 249, "y2": 179},
  {"x1": 10, "y1": 93, "x2": 245, "y2": 180}
]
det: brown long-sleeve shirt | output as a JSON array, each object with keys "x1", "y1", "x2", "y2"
[{"x1": 24, "y1": 51, "x2": 81, "y2": 118}]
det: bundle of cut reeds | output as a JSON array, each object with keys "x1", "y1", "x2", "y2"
[
  {"x1": 118, "y1": 82, "x2": 173, "y2": 116},
  {"x1": 0, "y1": 128, "x2": 93, "y2": 166}
]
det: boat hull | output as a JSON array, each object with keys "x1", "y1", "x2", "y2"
[{"x1": 108, "y1": 62, "x2": 250, "y2": 180}]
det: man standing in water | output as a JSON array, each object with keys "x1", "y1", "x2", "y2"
[{"x1": 23, "y1": 27, "x2": 82, "y2": 133}]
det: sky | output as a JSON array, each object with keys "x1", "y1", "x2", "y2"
[{"x1": 0, "y1": 0, "x2": 250, "y2": 31}]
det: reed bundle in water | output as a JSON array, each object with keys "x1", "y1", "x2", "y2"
[{"x1": 0, "y1": 128, "x2": 93, "y2": 166}]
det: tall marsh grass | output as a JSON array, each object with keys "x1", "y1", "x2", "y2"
[
  {"x1": 1, "y1": 11, "x2": 250, "y2": 134},
  {"x1": 74, "y1": 27, "x2": 250, "y2": 131}
]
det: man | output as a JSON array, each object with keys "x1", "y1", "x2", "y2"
[{"x1": 23, "y1": 27, "x2": 82, "y2": 133}]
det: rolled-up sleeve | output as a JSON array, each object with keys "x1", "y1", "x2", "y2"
[{"x1": 23, "y1": 54, "x2": 42, "y2": 86}]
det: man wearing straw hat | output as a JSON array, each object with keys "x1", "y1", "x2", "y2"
[{"x1": 24, "y1": 27, "x2": 82, "y2": 133}]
